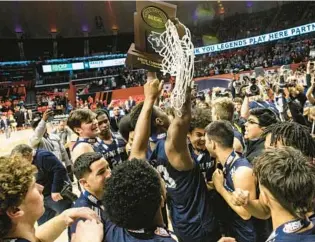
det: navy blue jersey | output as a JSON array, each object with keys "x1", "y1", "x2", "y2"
[
  {"x1": 146, "y1": 133, "x2": 167, "y2": 159},
  {"x1": 219, "y1": 152, "x2": 256, "y2": 242},
  {"x1": 72, "y1": 137, "x2": 98, "y2": 152},
  {"x1": 188, "y1": 143, "x2": 215, "y2": 182},
  {"x1": 266, "y1": 220, "x2": 315, "y2": 242},
  {"x1": 72, "y1": 135, "x2": 127, "y2": 168},
  {"x1": 95, "y1": 134, "x2": 128, "y2": 168},
  {"x1": 105, "y1": 219, "x2": 176, "y2": 242},
  {"x1": 68, "y1": 191, "x2": 106, "y2": 239},
  {"x1": 150, "y1": 140, "x2": 220, "y2": 242}
]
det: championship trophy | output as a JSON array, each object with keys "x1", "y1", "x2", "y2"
[{"x1": 125, "y1": 1, "x2": 177, "y2": 71}]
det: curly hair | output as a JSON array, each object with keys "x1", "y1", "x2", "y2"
[
  {"x1": 0, "y1": 156, "x2": 37, "y2": 238},
  {"x1": 262, "y1": 121, "x2": 315, "y2": 159},
  {"x1": 103, "y1": 159, "x2": 161, "y2": 230},
  {"x1": 190, "y1": 108, "x2": 212, "y2": 132},
  {"x1": 253, "y1": 147, "x2": 315, "y2": 219}
]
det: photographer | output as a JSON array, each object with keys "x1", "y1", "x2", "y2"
[
  {"x1": 11, "y1": 144, "x2": 73, "y2": 225},
  {"x1": 29, "y1": 109, "x2": 73, "y2": 170}
]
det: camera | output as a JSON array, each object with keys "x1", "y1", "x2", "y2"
[
  {"x1": 248, "y1": 78, "x2": 260, "y2": 96},
  {"x1": 60, "y1": 182, "x2": 78, "y2": 202},
  {"x1": 216, "y1": 91, "x2": 230, "y2": 98}
]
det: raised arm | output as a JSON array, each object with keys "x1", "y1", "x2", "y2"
[
  {"x1": 241, "y1": 96, "x2": 250, "y2": 119},
  {"x1": 29, "y1": 110, "x2": 53, "y2": 148},
  {"x1": 165, "y1": 86, "x2": 194, "y2": 171},
  {"x1": 129, "y1": 72, "x2": 163, "y2": 160}
]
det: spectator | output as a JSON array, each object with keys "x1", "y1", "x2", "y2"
[
  {"x1": 0, "y1": 115, "x2": 10, "y2": 139},
  {"x1": 244, "y1": 108, "x2": 278, "y2": 163},
  {"x1": 29, "y1": 110, "x2": 73, "y2": 170},
  {"x1": 110, "y1": 106, "x2": 123, "y2": 133}
]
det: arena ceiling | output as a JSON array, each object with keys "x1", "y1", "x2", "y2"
[{"x1": 0, "y1": 1, "x2": 279, "y2": 39}]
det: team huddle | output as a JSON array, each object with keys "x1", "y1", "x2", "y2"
[{"x1": 1, "y1": 70, "x2": 315, "y2": 242}]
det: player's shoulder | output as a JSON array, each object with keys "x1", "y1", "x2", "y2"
[{"x1": 72, "y1": 142, "x2": 95, "y2": 161}]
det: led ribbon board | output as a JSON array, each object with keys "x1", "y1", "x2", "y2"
[
  {"x1": 194, "y1": 22, "x2": 315, "y2": 55},
  {"x1": 42, "y1": 58, "x2": 126, "y2": 73},
  {"x1": 42, "y1": 62, "x2": 84, "y2": 73}
]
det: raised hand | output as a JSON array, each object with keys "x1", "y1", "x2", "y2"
[{"x1": 144, "y1": 72, "x2": 164, "y2": 102}]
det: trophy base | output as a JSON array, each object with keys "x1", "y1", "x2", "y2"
[{"x1": 125, "y1": 43, "x2": 162, "y2": 72}]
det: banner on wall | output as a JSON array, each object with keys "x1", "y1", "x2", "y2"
[{"x1": 194, "y1": 22, "x2": 315, "y2": 55}]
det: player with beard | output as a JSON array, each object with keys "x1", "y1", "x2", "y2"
[
  {"x1": 205, "y1": 121, "x2": 256, "y2": 242},
  {"x1": 253, "y1": 147, "x2": 315, "y2": 242},
  {"x1": 67, "y1": 109, "x2": 100, "y2": 162},
  {"x1": 94, "y1": 109, "x2": 128, "y2": 168}
]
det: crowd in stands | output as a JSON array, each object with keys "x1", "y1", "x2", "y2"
[{"x1": 194, "y1": 33, "x2": 315, "y2": 78}]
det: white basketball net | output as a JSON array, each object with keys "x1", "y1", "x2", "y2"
[{"x1": 150, "y1": 19, "x2": 195, "y2": 117}]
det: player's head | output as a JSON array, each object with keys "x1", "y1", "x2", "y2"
[
  {"x1": 11, "y1": 144, "x2": 33, "y2": 161},
  {"x1": 103, "y1": 159, "x2": 165, "y2": 230},
  {"x1": 74, "y1": 152, "x2": 111, "y2": 199},
  {"x1": 263, "y1": 121, "x2": 315, "y2": 159},
  {"x1": 67, "y1": 109, "x2": 99, "y2": 137},
  {"x1": 129, "y1": 102, "x2": 170, "y2": 134},
  {"x1": 95, "y1": 109, "x2": 111, "y2": 137},
  {"x1": 245, "y1": 108, "x2": 278, "y2": 140},
  {"x1": 0, "y1": 156, "x2": 43, "y2": 238},
  {"x1": 118, "y1": 114, "x2": 133, "y2": 141},
  {"x1": 205, "y1": 120, "x2": 234, "y2": 158},
  {"x1": 254, "y1": 147, "x2": 315, "y2": 219},
  {"x1": 212, "y1": 97, "x2": 234, "y2": 122},
  {"x1": 188, "y1": 108, "x2": 212, "y2": 151}
]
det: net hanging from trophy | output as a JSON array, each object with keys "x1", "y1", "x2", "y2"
[{"x1": 149, "y1": 19, "x2": 195, "y2": 117}]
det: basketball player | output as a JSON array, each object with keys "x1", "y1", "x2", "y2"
[
  {"x1": 95, "y1": 109, "x2": 128, "y2": 168},
  {"x1": 231, "y1": 121, "x2": 315, "y2": 221},
  {"x1": 141, "y1": 80, "x2": 220, "y2": 241},
  {"x1": 188, "y1": 108, "x2": 215, "y2": 187},
  {"x1": 67, "y1": 109, "x2": 99, "y2": 162},
  {"x1": 253, "y1": 147, "x2": 315, "y2": 241},
  {"x1": 211, "y1": 97, "x2": 245, "y2": 154},
  {"x1": 102, "y1": 73, "x2": 176, "y2": 242},
  {"x1": 205, "y1": 120, "x2": 256, "y2": 242}
]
